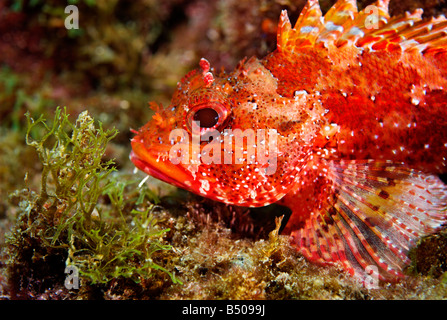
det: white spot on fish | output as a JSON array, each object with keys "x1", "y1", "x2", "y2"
[
  {"x1": 300, "y1": 26, "x2": 318, "y2": 34},
  {"x1": 349, "y1": 27, "x2": 364, "y2": 37},
  {"x1": 199, "y1": 179, "x2": 210, "y2": 194},
  {"x1": 325, "y1": 22, "x2": 344, "y2": 32}
]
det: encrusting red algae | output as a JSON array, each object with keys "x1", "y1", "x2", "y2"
[{"x1": 131, "y1": 0, "x2": 447, "y2": 285}]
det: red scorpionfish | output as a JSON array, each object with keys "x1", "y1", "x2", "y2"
[{"x1": 131, "y1": 0, "x2": 447, "y2": 284}]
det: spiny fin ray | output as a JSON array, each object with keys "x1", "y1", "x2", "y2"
[
  {"x1": 316, "y1": 0, "x2": 358, "y2": 43},
  {"x1": 277, "y1": 0, "x2": 323, "y2": 51},
  {"x1": 290, "y1": 160, "x2": 447, "y2": 284},
  {"x1": 276, "y1": 0, "x2": 447, "y2": 55}
]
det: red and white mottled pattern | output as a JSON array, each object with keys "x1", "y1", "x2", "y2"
[{"x1": 131, "y1": 0, "x2": 447, "y2": 284}]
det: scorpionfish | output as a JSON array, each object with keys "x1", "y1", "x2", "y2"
[{"x1": 131, "y1": 0, "x2": 447, "y2": 284}]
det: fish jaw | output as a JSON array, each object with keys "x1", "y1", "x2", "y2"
[
  {"x1": 131, "y1": 130, "x2": 302, "y2": 207},
  {"x1": 130, "y1": 136, "x2": 195, "y2": 191}
]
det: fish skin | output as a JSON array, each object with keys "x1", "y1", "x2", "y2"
[{"x1": 131, "y1": 0, "x2": 447, "y2": 284}]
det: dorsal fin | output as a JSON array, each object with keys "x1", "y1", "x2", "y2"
[
  {"x1": 276, "y1": 0, "x2": 447, "y2": 55},
  {"x1": 336, "y1": 0, "x2": 391, "y2": 46},
  {"x1": 277, "y1": 0, "x2": 323, "y2": 51},
  {"x1": 316, "y1": 0, "x2": 358, "y2": 43},
  {"x1": 354, "y1": 9, "x2": 423, "y2": 50}
]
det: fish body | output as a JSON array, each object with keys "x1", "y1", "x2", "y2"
[{"x1": 131, "y1": 0, "x2": 447, "y2": 283}]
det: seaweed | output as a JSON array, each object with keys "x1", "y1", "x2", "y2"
[
  {"x1": 5, "y1": 107, "x2": 180, "y2": 299},
  {"x1": 2, "y1": 0, "x2": 447, "y2": 301}
]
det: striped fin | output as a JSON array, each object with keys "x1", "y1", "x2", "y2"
[
  {"x1": 277, "y1": 0, "x2": 447, "y2": 54},
  {"x1": 401, "y1": 16, "x2": 447, "y2": 54},
  {"x1": 277, "y1": 0, "x2": 390, "y2": 50},
  {"x1": 277, "y1": 0, "x2": 323, "y2": 51},
  {"x1": 336, "y1": 0, "x2": 391, "y2": 46},
  {"x1": 289, "y1": 160, "x2": 447, "y2": 284},
  {"x1": 354, "y1": 9, "x2": 423, "y2": 50},
  {"x1": 316, "y1": 0, "x2": 358, "y2": 43},
  {"x1": 355, "y1": 11, "x2": 447, "y2": 54}
]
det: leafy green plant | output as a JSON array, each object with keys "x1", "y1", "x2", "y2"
[
  {"x1": 7, "y1": 107, "x2": 180, "y2": 297},
  {"x1": 24, "y1": 107, "x2": 117, "y2": 241},
  {"x1": 73, "y1": 206, "x2": 178, "y2": 284}
]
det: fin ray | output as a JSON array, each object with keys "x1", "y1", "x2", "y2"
[
  {"x1": 316, "y1": 0, "x2": 358, "y2": 43},
  {"x1": 276, "y1": 0, "x2": 447, "y2": 54},
  {"x1": 289, "y1": 160, "x2": 447, "y2": 283},
  {"x1": 277, "y1": 0, "x2": 323, "y2": 51}
]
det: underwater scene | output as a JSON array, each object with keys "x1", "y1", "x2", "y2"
[{"x1": 1, "y1": 0, "x2": 447, "y2": 300}]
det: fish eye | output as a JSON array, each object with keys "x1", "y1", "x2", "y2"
[
  {"x1": 193, "y1": 108, "x2": 219, "y2": 128},
  {"x1": 186, "y1": 102, "x2": 231, "y2": 134}
]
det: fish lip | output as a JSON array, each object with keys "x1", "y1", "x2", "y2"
[{"x1": 130, "y1": 138, "x2": 191, "y2": 190}]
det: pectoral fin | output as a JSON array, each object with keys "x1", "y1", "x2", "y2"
[{"x1": 285, "y1": 160, "x2": 447, "y2": 283}]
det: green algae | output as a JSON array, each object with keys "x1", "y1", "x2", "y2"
[{"x1": 5, "y1": 107, "x2": 180, "y2": 298}]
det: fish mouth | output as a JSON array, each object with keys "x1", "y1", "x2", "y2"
[{"x1": 130, "y1": 137, "x2": 193, "y2": 190}]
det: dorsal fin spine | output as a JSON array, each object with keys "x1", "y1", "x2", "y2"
[
  {"x1": 276, "y1": 0, "x2": 447, "y2": 55},
  {"x1": 277, "y1": 10, "x2": 292, "y2": 52}
]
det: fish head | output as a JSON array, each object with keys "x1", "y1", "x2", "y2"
[{"x1": 131, "y1": 57, "x2": 320, "y2": 206}]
